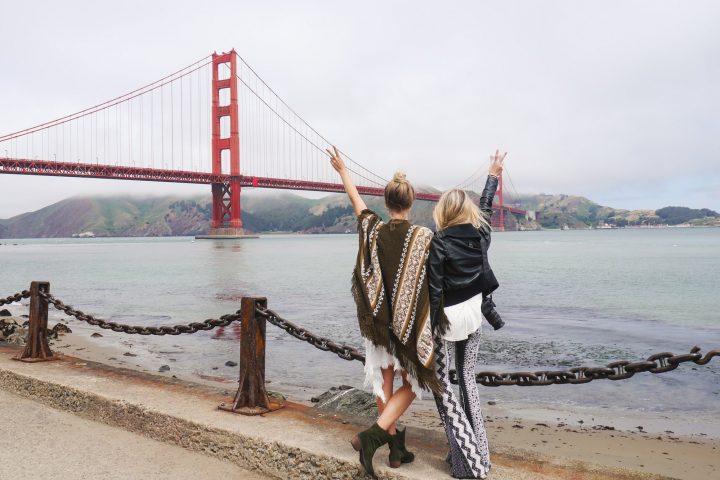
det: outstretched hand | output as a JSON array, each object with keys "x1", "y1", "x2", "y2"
[
  {"x1": 325, "y1": 145, "x2": 367, "y2": 215},
  {"x1": 327, "y1": 145, "x2": 346, "y2": 175},
  {"x1": 489, "y1": 150, "x2": 507, "y2": 177}
]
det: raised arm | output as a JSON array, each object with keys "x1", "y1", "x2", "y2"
[
  {"x1": 327, "y1": 145, "x2": 367, "y2": 216},
  {"x1": 480, "y1": 150, "x2": 507, "y2": 218},
  {"x1": 427, "y1": 235, "x2": 449, "y2": 335}
]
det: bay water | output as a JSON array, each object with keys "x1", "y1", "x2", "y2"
[{"x1": 1, "y1": 228, "x2": 718, "y2": 428}]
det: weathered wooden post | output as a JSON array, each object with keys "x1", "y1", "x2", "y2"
[
  {"x1": 15, "y1": 281, "x2": 59, "y2": 362},
  {"x1": 219, "y1": 296, "x2": 284, "y2": 415}
]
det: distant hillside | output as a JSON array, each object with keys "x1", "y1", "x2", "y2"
[
  {"x1": 0, "y1": 196, "x2": 211, "y2": 238},
  {"x1": 0, "y1": 191, "x2": 715, "y2": 238},
  {"x1": 515, "y1": 194, "x2": 719, "y2": 229},
  {"x1": 0, "y1": 192, "x2": 447, "y2": 238}
]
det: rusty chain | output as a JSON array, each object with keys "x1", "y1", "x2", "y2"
[
  {"x1": 6, "y1": 290, "x2": 718, "y2": 387},
  {"x1": 0, "y1": 290, "x2": 30, "y2": 306},
  {"x1": 255, "y1": 305, "x2": 367, "y2": 363},
  {"x1": 254, "y1": 304, "x2": 719, "y2": 387},
  {"x1": 39, "y1": 291, "x2": 242, "y2": 335},
  {"x1": 450, "y1": 346, "x2": 720, "y2": 386}
]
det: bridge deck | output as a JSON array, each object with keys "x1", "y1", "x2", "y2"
[{"x1": 0, "y1": 157, "x2": 527, "y2": 214}]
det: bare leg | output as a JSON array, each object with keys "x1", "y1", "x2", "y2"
[
  {"x1": 376, "y1": 382, "x2": 416, "y2": 431},
  {"x1": 376, "y1": 367, "x2": 397, "y2": 434}
]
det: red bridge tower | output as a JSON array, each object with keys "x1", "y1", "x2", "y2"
[{"x1": 204, "y1": 50, "x2": 253, "y2": 238}]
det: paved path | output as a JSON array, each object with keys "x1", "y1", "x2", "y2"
[
  {"x1": 0, "y1": 389, "x2": 272, "y2": 480},
  {"x1": 1, "y1": 347, "x2": 664, "y2": 480}
]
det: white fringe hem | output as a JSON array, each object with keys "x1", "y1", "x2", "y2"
[{"x1": 363, "y1": 339, "x2": 423, "y2": 403}]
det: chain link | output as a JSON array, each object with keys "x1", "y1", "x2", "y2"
[
  {"x1": 255, "y1": 304, "x2": 719, "y2": 387},
  {"x1": 39, "y1": 291, "x2": 242, "y2": 335},
  {"x1": 255, "y1": 306, "x2": 367, "y2": 363},
  {"x1": 7, "y1": 290, "x2": 717, "y2": 387},
  {"x1": 448, "y1": 346, "x2": 720, "y2": 386},
  {"x1": 0, "y1": 290, "x2": 30, "y2": 306}
]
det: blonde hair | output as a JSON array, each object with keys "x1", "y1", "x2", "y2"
[
  {"x1": 384, "y1": 171, "x2": 415, "y2": 212},
  {"x1": 433, "y1": 188, "x2": 490, "y2": 231}
]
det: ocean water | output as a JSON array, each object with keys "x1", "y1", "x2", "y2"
[{"x1": 1, "y1": 228, "x2": 719, "y2": 422}]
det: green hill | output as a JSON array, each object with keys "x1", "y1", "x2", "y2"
[
  {"x1": 515, "y1": 194, "x2": 719, "y2": 229},
  {"x1": 0, "y1": 196, "x2": 211, "y2": 238},
  {"x1": 0, "y1": 191, "x2": 715, "y2": 238},
  {"x1": 0, "y1": 191, "x2": 446, "y2": 238}
]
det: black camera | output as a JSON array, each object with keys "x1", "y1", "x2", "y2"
[{"x1": 481, "y1": 295, "x2": 504, "y2": 330}]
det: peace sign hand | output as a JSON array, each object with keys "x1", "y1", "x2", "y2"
[
  {"x1": 327, "y1": 145, "x2": 347, "y2": 174},
  {"x1": 489, "y1": 150, "x2": 507, "y2": 177}
]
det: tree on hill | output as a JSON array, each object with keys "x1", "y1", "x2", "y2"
[{"x1": 655, "y1": 206, "x2": 719, "y2": 225}]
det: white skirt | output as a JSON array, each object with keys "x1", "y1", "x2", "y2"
[
  {"x1": 442, "y1": 293, "x2": 484, "y2": 341},
  {"x1": 364, "y1": 339, "x2": 422, "y2": 403}
]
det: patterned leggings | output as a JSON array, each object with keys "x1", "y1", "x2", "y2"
[{"x1": 433, "y1": 329, "x2": 490, "y2": 479}]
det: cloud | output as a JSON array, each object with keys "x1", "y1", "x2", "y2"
[{"x1": 1, "y1": 0, "x2": 718, "y2": 218}]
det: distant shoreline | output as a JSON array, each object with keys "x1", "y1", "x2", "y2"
[{"x1": 2, "y1": 224, "x2": 720, "y2": 241}]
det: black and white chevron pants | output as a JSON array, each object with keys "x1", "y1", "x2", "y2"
[{"x1": 433, "y1": 329, "x2": 490, "y2": 479}]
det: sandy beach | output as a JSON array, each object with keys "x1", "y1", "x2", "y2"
[{"x1": 2, "y1": 300, "x2": 717, "y2": 480}]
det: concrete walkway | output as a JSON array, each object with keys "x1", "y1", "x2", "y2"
[
  {"x1": 0, "y1": 345, "x2": 664, "y2": 480},
  {"x1": 0, "y1": 389, "x2": 271, "y2": 479}
]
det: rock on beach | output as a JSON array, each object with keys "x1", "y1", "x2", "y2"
[
  {"x1": 1, "y1": 317, "x2": 73, "y2": 345},
  {"x1": 312, "y1": 385, "x2": 378, "y2": 418},
  {"x1": 0, "y1": 316, "x2": 28, "y2": 345}
]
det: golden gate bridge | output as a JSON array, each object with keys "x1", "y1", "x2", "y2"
[{"x1": 0, "y1": 49, "x2": 527, "y2": 235}]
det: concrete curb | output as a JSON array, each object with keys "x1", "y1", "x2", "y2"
[
  {"x1": 0, "y1": 346, "x2": 673, "y2": 480},
  {"x1": 0, "y1": 368, "x2": 392, "y2": 480}
]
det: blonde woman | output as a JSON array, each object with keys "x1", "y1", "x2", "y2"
[
  {"x1": 427, "y1": 150, "x2": 507, "y2": 479},
  {"x1": 328, "y1": 146, "x2": 441, "y2": 478}
]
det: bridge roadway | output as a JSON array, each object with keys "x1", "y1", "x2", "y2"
[{"x1": 0, "y1": 156, "x2": 528, "y2": 215}]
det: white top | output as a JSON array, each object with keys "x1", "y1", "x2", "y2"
[{"x1": 442, "y1": 293, "x2": 484, "y2": 341}]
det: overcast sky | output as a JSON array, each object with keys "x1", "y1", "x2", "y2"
[{"x1": 1, "y1": 0, "x2": 718, "y2": 218}]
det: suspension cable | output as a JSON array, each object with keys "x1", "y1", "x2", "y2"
[
  {"x1": 234, "y1": 52, "x2": 388, "y2": 184},
  {"x1": 0, "y1": 57, "x2": 212, "y2": 143}
]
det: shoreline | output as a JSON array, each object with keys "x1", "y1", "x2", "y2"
[
  {"x1": 4, "y1": 300, "x2": 719, "y2": 439},
  {"x1": 1, "y1": 222, "x2": 719, "y2": 242},
  {"x1": 3, "y1": 302, "x2": 719, "y2": 479}
]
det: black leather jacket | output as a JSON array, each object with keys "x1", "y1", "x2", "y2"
[{"x1": 427, "y1": 175, "x2": 500, "y2": 331}]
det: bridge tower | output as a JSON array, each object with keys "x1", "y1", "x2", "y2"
[
  {"x1": 202, "y1": 50, "x2": 253, "y2": 238},
  {"x1": 497, "y1": 172, "x2": 505, "y2": 231}
]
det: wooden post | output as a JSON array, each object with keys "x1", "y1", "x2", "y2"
[
  {"x1": 15, "y1": 281, "x2": 59, "y2": 362},
  {"x1": 219, "y1": 296, "x2": 284, "y2": 415}
]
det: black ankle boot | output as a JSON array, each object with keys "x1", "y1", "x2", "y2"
[
  {"x1": 388, "y1": 428, "x2": 415, "y2": 468},
  {"x1": 350, "y1": 423, "x2": 393, "y2": 478}
]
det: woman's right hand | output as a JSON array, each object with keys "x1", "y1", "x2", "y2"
[
  {"x1": 327, "y1": 145, "x2": 347, "y2": 175},
  {"x1": 489, "y1": 149, "x2": 507, "y2": 177},
  {"x1": 326, "y1": 144, "x2": 367, "y2": 215}
]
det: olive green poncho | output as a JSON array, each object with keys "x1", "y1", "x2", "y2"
[{"x1": 351, "y1": 209, "x2": 441, "y2": 394}]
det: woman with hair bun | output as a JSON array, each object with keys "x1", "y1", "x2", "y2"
[
  {"x1": 427, "y1": 150, "x2": 507, "y2": 479},
  {"x1": 328, "y1": 146, "x2": 441, "y2": 477}
]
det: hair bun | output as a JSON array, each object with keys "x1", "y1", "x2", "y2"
[{"x1": 392, "y1": 171, "x2": 408, "y2": 184}]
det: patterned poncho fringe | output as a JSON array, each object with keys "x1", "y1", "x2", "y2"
[{"x1": 351, "y1": 211, "x2": 442, "y2": 395}]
